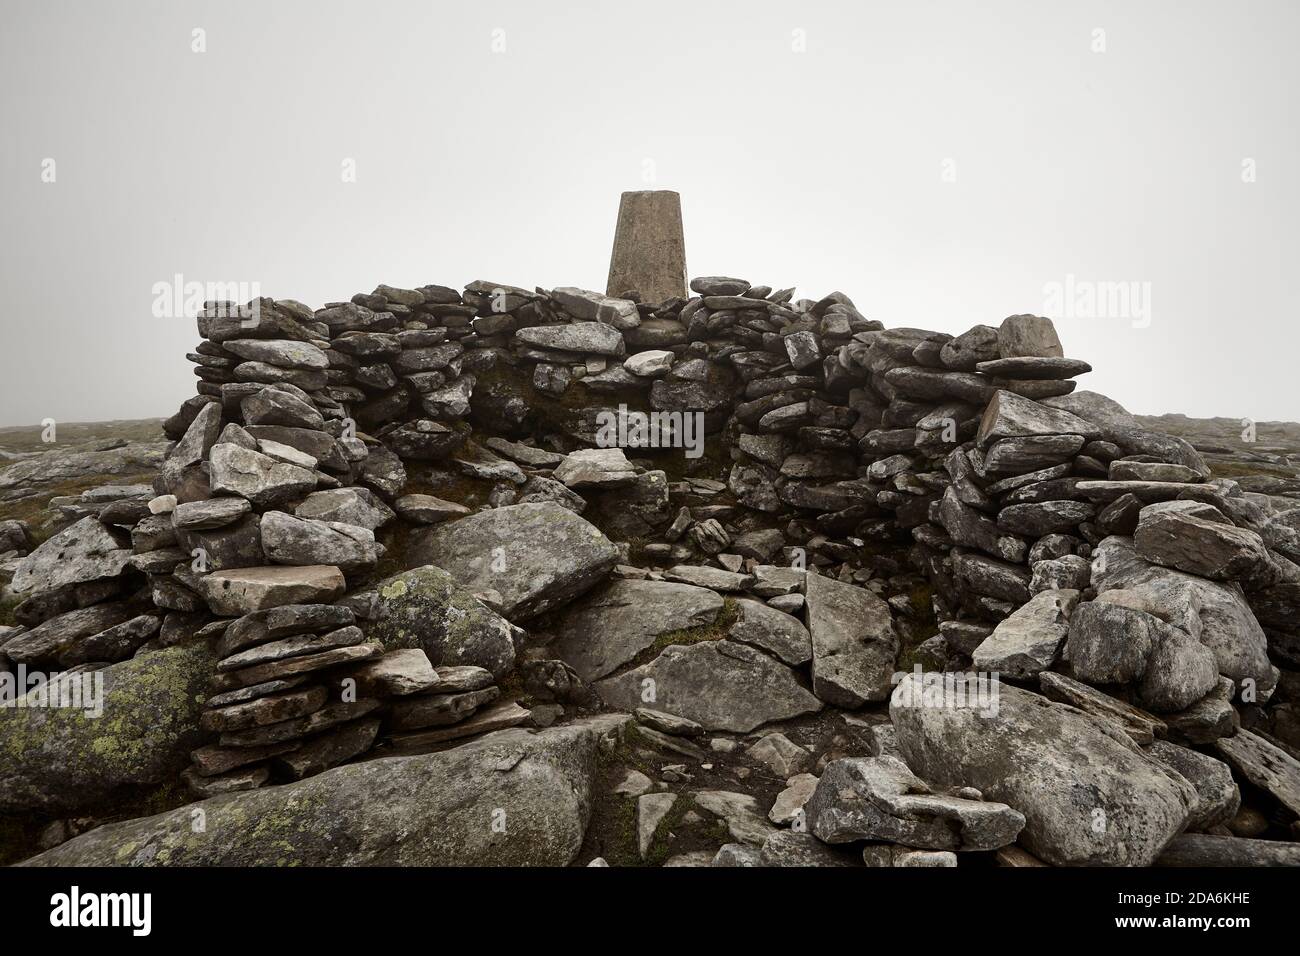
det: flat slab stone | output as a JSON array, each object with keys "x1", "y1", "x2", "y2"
[
  {"x1": 594, "y1": 640, "x2": 821, "y2": 733},
  {"x1": 199, "y1": 565, "x2": 347, "y2": 616},
  {"x1": 661, "y1": 565, "x2": 753, "y2": 592},
  {"x1": 1212, "y1": 729, "x2": 1300, "y2": 817},
  {"x1": 515, "y1": 322, "x2": 625, "y2": 357},
  {"x1": 9, "y1": 516, "x2": 132, "y2": 596},
  {"x1": 409, "y1": 503, "x2": 619, "y2": 620},
  {"x1": 548, "y1": 579, "x2": 724, "y2": 681}
]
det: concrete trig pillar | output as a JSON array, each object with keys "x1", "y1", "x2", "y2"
[{"x1": 606, "y1": 190, "x2": 688, "y2": 304}]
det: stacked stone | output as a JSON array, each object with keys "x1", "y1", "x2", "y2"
[
  {"x1": 137, "y1": 299, "x2": 410, "y2": 793},
  {"x1": 10, "y1": 270, "x2": 1299, "y2": 829}
]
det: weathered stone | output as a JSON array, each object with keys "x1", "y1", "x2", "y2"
[
  {"x1": 23, "y1": 723, "x2": 601, "y2": 866},
  {"x1": 0, "y1": 643, "x2": 214, "y2": 813},
  {"x1": 997, "y1": 314, "x2": 1063, "y2": 358},
  {"x1": 805, "y1": 756, "x2": 1025, "y2": 851},
  {"x1": 199, "y1": 565, "x2": 346, "y2": 616},
  {"x1": 549, "y1": 579, "x2": 723, "y2": 681},
  {"x1": 260, "y1": 511, "x2": 377, "y2": 573},
  {"x1": 365, "y1": 566, "x2": 521, "y2": 680},
  {"x1": 727, "y1": 598, "x2": 811, "y2": 666},
  {"x1": 293, "y1": 488, "x2": 394, "y2": 532},
  {"x1": 409, "y1": 503, "x2": 618, "y2": 620},
  {"x1": 553, "y1": 448, "x2": 636, "y2": 489},
  {"x1": 891, "y1": 674, "x2": 1195, "y2": 866},
  {"x1": 1134, "y1": 502, "x2": 1270, "y2": 582},
  {"x1": 595, "y1": 640, "x2": 821, "y2": 732},
  {"x1": 972, "y1": 589, "x2": 1078, "y2": 679},
  {"x1": 9, "y1": 516, "x2": 132, "y2": 597},
  {"x1": 208, "y1": 443, "x2": 317, "y2": 508}
]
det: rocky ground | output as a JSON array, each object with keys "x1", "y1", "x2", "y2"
[{"x1": 2, "y1": 278, "x2": 1298, "y2": 868}]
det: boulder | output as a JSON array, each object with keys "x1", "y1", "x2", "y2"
[
  {"x1": 409, "y1": 503, "x2": 619, "y2": 620},
  {"x1": 997, "y1": 314, "x2": 1063, "y2": 358},
  {"x1": 21, "y1": 723, "x2": 601, "y2": 866},
  {"x1": 365, "y1": 566, "x2": 522, "y2": 680},
  {"x1": 548, "y1": 579, "x2": 724, "y2": 681},
  {"x1": 595, "y1": 640, "x2": 821, "y2": 732},
  {"x1": 805, "y1": 755, "x2": 1025, "y2": 850},
  {"x1": 208, "y1": 443, "x2": 317, "y2": 508},
  {"x1": 972, "y1": 589, "x2": 1078, "y2": 679},
  {"x1": 727, "y1": 598, "x2": 812, "y2": 666},
  {"x1": 891, "y1": 674, "x2": 1196, "y2": 866},
  {"x1": 805, "y1": 573, "x2": 897, "y2": 708},
  {"x1": 9, "y1": 516, "x2": 132, "y2": 597},
  {"x1": 260, "y1": 511, "x2": 377, "y2": 573},
  {"x1": 1134, "y1": 502, "x2": 1271, "y2": 582},
  {"x1": 0, "y1": 643, "x2": 215, "y2": 813},
  {"x1": 198, "y1": 565, "x2": 346, "y2": 616},
  {"x1": 1091, "y1": 536, "x2": 1276, "y2": 701},
  {"x1": 516, "y1": 322, "x2": 625, "y2": 356}
]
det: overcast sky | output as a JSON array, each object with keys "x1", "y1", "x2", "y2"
[{"x1": 2, "y1": 0, "x2": 1296, "y2": 427}]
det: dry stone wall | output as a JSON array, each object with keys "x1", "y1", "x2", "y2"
[{"x1": 4, "y1": 272, "x2": 1300, "y2": 865}]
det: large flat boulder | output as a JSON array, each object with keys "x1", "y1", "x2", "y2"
[
  {"x1": 595, "y1": 640, "x2": 821, "y2": 732},
  {"x1": 9, "y1": 516, "x2": 132, "y2": 596},
  {"x1": 0, "y1": 643, "x2": 215, "y2": 814},
  {"x1": 1133, "y1": 502, "x2": 1270, "y2": 582},
  {"x1": 408, "y1": 503, "x2": 618, "y2": 620},
  {"x1": 548, "y1": 579, "x2": 724, "y2": 681},
  {"x1": 890, "y1": 674, "x2": 1196, "y2": 865},
  {"x1": 21, "y1": 723, "x2": 602, "y2": 866}
]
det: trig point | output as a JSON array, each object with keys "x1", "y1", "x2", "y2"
[{"x1": 606, "y1": 190, "x2": 688, "y2": 304}]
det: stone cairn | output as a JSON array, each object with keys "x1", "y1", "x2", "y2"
[{"x1": 4, "y1": 256, "x2": 1300, "y2": 864}]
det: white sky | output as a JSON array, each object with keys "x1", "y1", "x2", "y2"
[{"x1": 1, "y1": 0, "x2": 1297, "y2": 426}]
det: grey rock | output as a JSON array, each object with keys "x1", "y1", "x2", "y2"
[
  {"x1": 10, "y1": 516, "x2": 132, "y2": 597},
  {"x1": 208, "y1": 443, "x2": 317, "y2": 508},
  {"x1": 997, "y1": 314, "x2": 1063, "y2": 358},
  {"x1": 1145, "y1": 740, "x2": 1240, "y2": 831},
  {"x1": 365, "y1": 566, "x2": 521, "y2": 680},
  {"x1": 1134, "y1": 502, "x2": 1270, "y2": 582},
  {"x1": 516, "y1": 322, "x2": 625, "y2": 356},
  {"x1": 553, "y1": 448, "x2": 636, "y2": 489},
  {"x1": 260, "y1": 511, "x2": 377, "y2": 573},
  {"x1": 972, "y1": 589, "x2": 1079, "y2": 679},
  {"x1": 294, "y1": 488, "x2": 395, "y2": 531},
  {"x1": 549, "y1": 579, "x2": 723, "y2": 681},
  {"x1": 409, "y1": 503, "x2": 618, "y2": 620},
  {"x1": 595, "y1": 640, "x2": 821, "y2": 732},
  {"x1": 805, "y1": 755, "x2": 1025, "y2": 851},
  {"x1": 0, "y1": 643, "x2": 214, "y2": 813},
  {"x1": 23, "y1": 723, "x2": 601, "y2": 866},
  {"x1": 727, "y1": 598, "x2": 812, "y2": 666},
  {"x1": 804, "y1": 572, "x2": 898, "y2": 708},
  {"x1": 891, "y1": 674, "x2": 1195, "y2": 865}
]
